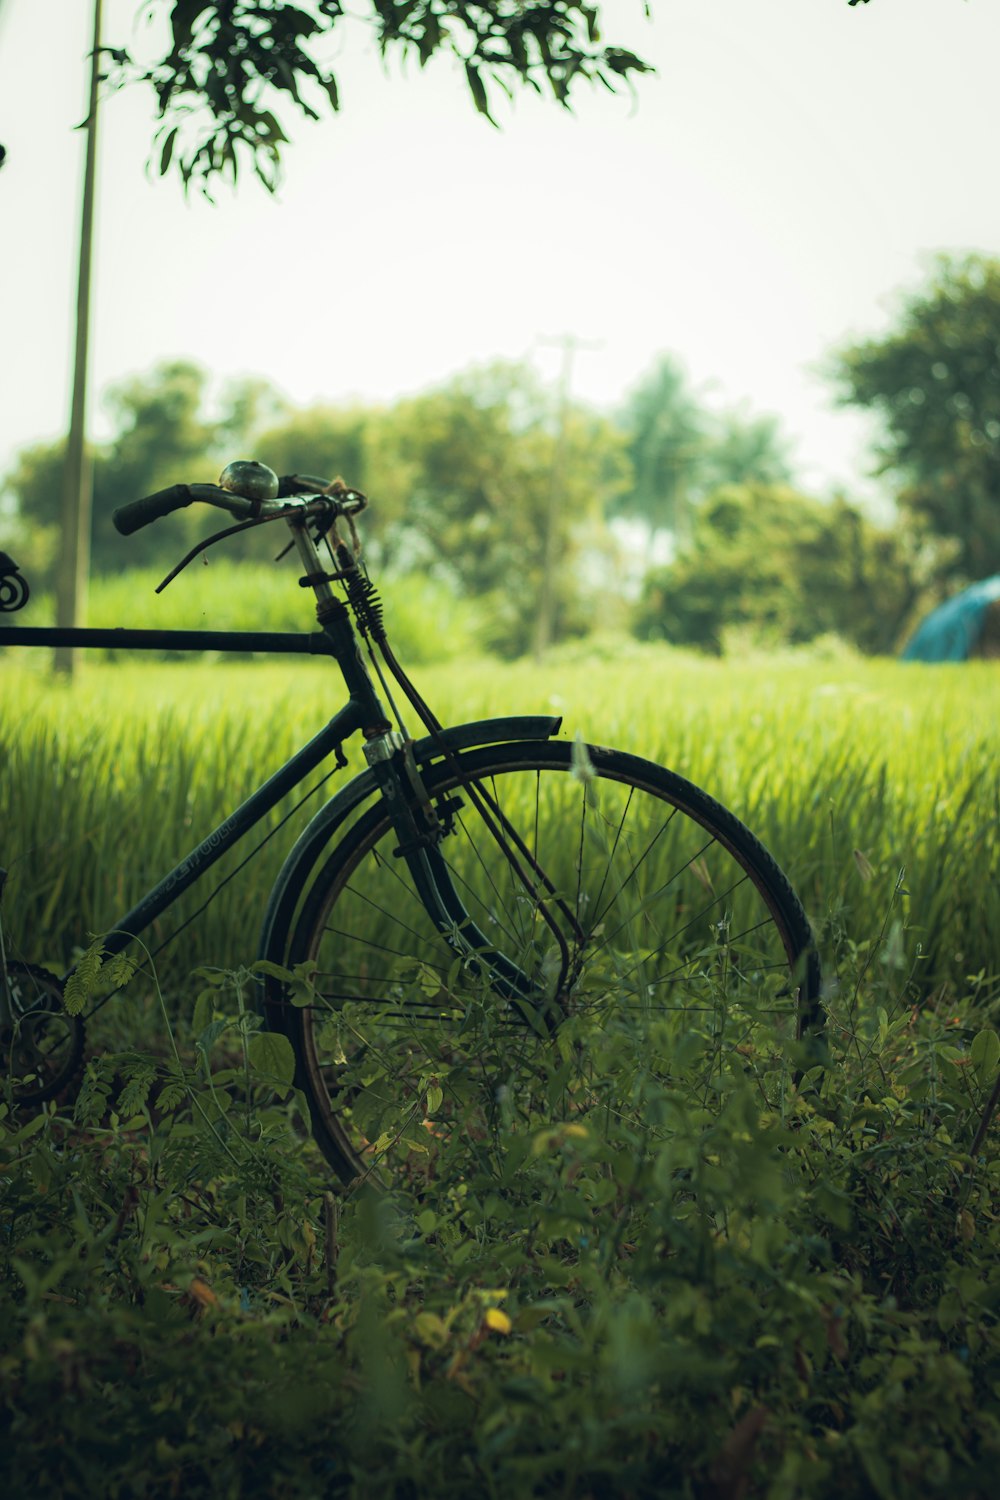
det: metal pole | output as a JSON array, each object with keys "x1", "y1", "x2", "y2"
[
  {"x1": 54, "y1": 0, "x2": 103, "y2": 677},
  {"x1": 534, "y1": 334, "x2": 601, "y2": 660}
]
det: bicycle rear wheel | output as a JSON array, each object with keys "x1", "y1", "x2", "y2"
[{"x1": 274, "y1": 740, "x2": 822, "y2": 1186}]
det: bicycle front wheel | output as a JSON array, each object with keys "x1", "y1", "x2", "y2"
[{"x1": 277, "y1": 740, "x2": 822, "y2": 1186}]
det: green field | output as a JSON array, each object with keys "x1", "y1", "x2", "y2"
[
  {"x1": 2, "y1": 642, "x2": 999, "y2": 1498},
  {"x1": 1, "y1": 642, "x2": 997, "y2": 1010}
]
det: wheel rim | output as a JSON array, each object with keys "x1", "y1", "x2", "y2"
[
  {"x1": 289, "y1": 744, "x2": 820, "y2": 1186},
  {"x1": 1, "y1": 963, "x2": 84, "y2": 1103}
]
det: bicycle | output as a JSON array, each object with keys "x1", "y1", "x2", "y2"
[{"x1": 0, "y1": 460, "x2": 824, "y2": 1187}]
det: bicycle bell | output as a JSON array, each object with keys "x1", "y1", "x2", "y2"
[{"x1": 218, "y1": 459, "x2": 280, "y2": 501}]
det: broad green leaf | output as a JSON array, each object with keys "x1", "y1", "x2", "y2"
[
  {"x1": 192, "y1": 990, "x2": 215, "y2": 1037},
  {"x1": 10, "y1": 1112, "x2": 47, "y2": 1146},
  {"x1": 970, "y1": 1028, "x2": 1000, "y2": 1084},
  {"x1": 247, "y1": 1031, "x2": 296, "y2": 1094},
  {"x1": 252, "y1": 958, "x2": 317, "y2": 1007},
  {"x1": 196, "y1": 1018, "x2": 229, "y2": 1056}
]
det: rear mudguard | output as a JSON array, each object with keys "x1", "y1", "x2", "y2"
[{"x1": 256, "y1": 714, "x2": 561, "y2": 981}]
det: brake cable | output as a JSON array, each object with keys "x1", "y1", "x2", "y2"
[
  {"x1": 154, "y1": 510, "x2": 291, "y2": 592},
  {"x1": 154, "y1": 485, "x2": 367, "y2": 594}
]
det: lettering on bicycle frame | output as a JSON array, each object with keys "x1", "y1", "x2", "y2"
[{"x1": 160, "y1": 817, "x2": 241, "y2": 893}]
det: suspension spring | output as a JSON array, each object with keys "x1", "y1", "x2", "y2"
[{"x1": 343, "y1": 567, "x2": 387, "y2": 645}]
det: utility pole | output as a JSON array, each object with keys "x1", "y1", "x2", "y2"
[
  {"x1": 55, "y1": 0, "x2": 103, "y2": 677},
  {"x1": 534, "y1": 334, "x2": 602, "y2": 660}
]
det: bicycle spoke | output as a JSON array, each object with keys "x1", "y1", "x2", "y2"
[{"x1": 280, "y1": 742, "x2": 819, "y2": 1185}]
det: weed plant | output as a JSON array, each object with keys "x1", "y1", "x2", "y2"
[
  {"x1": 1, "y1": 906, "x2": 997, "y2": 1499},
  {"x1": 1, "y1": 642, "x2": 997, "y2": 1490}
]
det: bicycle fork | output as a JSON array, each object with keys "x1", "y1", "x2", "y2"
[
  {"x1": 363, "y1": 738, "x2": 583, "y2": 1028},
  {"x1": 294, "y1": 513, "x2": 584, "y2": 1024}
]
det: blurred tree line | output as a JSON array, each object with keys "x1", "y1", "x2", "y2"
[{"x1": 4, "y1": 254, "x2": 997, "y2": 658}]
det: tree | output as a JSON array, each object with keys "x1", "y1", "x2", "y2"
[
  {"x1": 615, "y1": 356, "x2": 794, "y2": 534},
  {"x1": 830, "y1": 254, "x2": 1000, "y2": 582},
  {"x1": 216, "y1": 375, "x2": 290, "y2": 456},
  {"x1": 257, "y1": 362, "x2": 631, "y2": 652},
  {"x1": 109, "y1": 2, "x2": 653, "y2": 192},
  {"x1": 0, "y1": 440, "x2": 71, "y2": 589},
  {"x1": 702, "y1": 406, "x2": 793, "y2": 494},
  {"x1": 383, "y1": 361, "x2": 629, "y2": 654},
  {"x1": 1, "y1": 361, "x2": 276, "y2": 582},
  {"x1": 615, "y1": 356, "x2": 705, "y2": 534},
  {"x1": 634, "y1": 483, "x2": 930, "y2": 656},
  {"x1": 92, "y1": 360, "x2": 222, "y2": 568},
  {"x1": 2, "y1": 359, "x2": 629, "y2": 651},
  {"x1": 253, "y1": 401, "x2": 418, "y2": 567}
]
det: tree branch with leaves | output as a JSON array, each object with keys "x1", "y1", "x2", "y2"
[
  {"x1": 830, "y1": 254, "x2": 1000, "y2": 582},
  {"x1": 112, "y1": 1, "x2": 653, "y2": 192}
]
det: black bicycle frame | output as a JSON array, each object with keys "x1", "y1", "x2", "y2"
[
  {"x1": 1, "y1": 570, "x2": 565, "y2": 1009},
  {"x1": 0, "y1": 605, "x2": 393, "y2": 979},
  {"x1": 96, "y1": 699, "x2": 365, "y2": 966}
]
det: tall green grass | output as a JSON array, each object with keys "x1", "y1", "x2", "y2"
[{"x1": 1, "y1": 642, "x2": 997, "y2": 1018}]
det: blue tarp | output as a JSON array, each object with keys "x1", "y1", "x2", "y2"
[{"x1": 901, "y1": 575, "x2": 1000, "y2": 662}]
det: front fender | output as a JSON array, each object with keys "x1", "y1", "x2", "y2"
[{"x1": 256, "y1": 714, "x2": 561, "y2": 986}]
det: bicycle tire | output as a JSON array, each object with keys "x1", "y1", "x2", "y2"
[
  {"x1": 268, "y1": 739, "x2": 823, "y2": 1186},
  {"x1": 1, "y1": 962, "x2": 85, "y2": 1104}
]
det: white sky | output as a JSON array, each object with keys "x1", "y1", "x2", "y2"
[{"x1": 1, "y1": 0, "x2": 999, "y2": 507}]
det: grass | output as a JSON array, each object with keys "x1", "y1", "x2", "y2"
[{"x1": 1, "y1": 638, "x2": 998, "y2": 1021}]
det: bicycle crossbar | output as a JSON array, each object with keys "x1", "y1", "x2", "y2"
[{"x1": 0, "y1": 627, "x2": 336, "y2": 654}]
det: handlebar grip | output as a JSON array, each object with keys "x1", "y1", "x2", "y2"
[{"x1": 113, "y1": 484, "x2": 194, "y2": 536}]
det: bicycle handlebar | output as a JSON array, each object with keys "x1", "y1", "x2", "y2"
[
  {"x1": 113, "y1": 483, "x2": 193, "y2": 535},
  {"x1": 113, "y1": 465, "x2": 370, "y2": 549},
  {"x1": 112, "y1": 470, "x2": 359, "y2": 538},
  {"x1": 112, "y1": 482, "x2": 261, "y2": 536}
]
